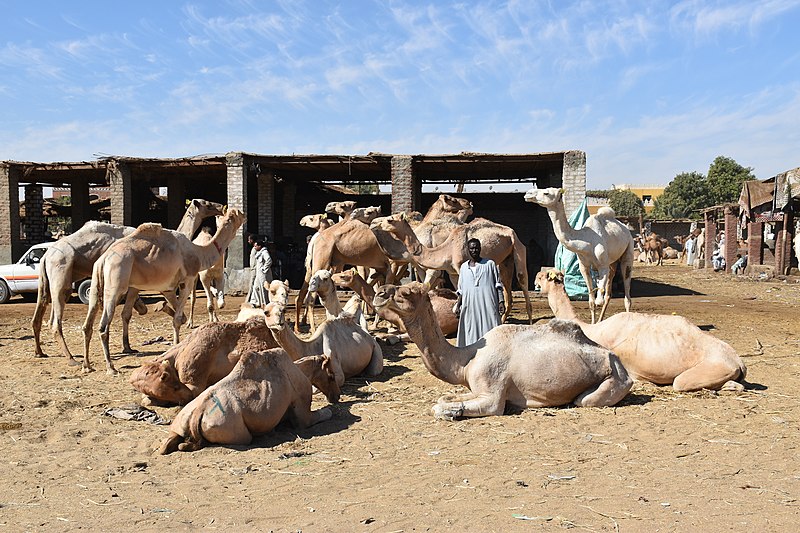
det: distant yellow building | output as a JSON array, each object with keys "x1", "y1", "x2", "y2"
[{"x1": 587, "y1": 184, "x2": 666, "y2": 215}]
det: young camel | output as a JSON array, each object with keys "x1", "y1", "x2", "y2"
[
  {"x1": 306, "y1": 269, "x2": 369, "y2": 332},
  {"x1": 370, "y1": 213, "x2": 533, "y2": 324},
  {"x1": 264, "y1": 301, "x2": 383, "y2": 387},
  {"x1": 331, "y1": 267, "x2": 458, "y2": 336},
  {"x1": 81, "y1": 209, "x2": 246, "y2": 375},
  {"x1": 372, "y1": 283, "x2": 632, "y2": 419},
  {"x1": 410, "y1": 194, "x2": 473, "y2": 284},
  {"x1": 534, "y1": 270, "x2": 747, "y2": 391},
  {"x1": 32, "y1": 198, "x2": 225, "y2": 361},
  {"x1": 187, "y1": 218, "x2": 227, "y2": 328},
  {"x1": 129, "y1": 315, "x2": 278, "y2": 406},
  {"x1": 158, "y1": 349, "x2": 340, "y2": 454},
  {"x1": 524, "y1": 186, "x2": 634, "y2": 323}
]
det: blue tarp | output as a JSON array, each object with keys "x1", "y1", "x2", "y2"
[{"x1": 553, "y1": 198, "x2": 591, "y2": 300}]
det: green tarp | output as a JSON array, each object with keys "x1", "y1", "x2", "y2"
[{"x1": 553, "y1": 198, "x2": 591, "y2": 300}]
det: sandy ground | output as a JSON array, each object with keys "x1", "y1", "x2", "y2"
[{"x1": 0, "y1": 262, "x2": 799, "y2": 532}]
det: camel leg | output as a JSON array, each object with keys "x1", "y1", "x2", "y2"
[
  {"x1": 31, "y1": 277, "x2": 51, "y2": 358},
  {"x1": 432, "y1": 392, "x2": 505, "y2": 420},
  {"x1": 498, "y1": 258, "x2": 514, "y2": 323},
  {"x1": 516, "y1": 267, "x2": 533, "y2": 325},
  {"x1": 596, "y1": 264, "x2": 616, "y2": 323},
  {"x1": 201, "y1": 275, "x2": 218, "y2": 324},
  {"x1": 97, "y1": 293, "x2": 121, "y2": 376},
  {"x1": 573, "y1": 354, "x2": 632, "y2": 407},
  {"x1": 288, "y1": 400, "x2": 333, "y2": 429},
  {"x1": 621, "y1": 259, "x2": 633, "y2": 313},
  {"x1": 168, "y1": 284, "x2": 191, "y2": 345},
  {"x1": 188, "y1": 275, "x2": 198, "y2": 328},
  {"x1": 365, "y1": 341, "x2": 384, "y2": 376},
  {"x1": 577, "y1": 262, "x2": 597, "y2": 323},
  {"x1": 119, "y1": 288, "x2": 140, "y2": 354},
  {"x1": 295, "y1": 279, "x2": 310, "y2": 332},
  {"x1": 81, "y1": 275, "x2": 107, "y2": 372},
  {"x1": 672, "y1": 359, "x2": 744, "y2": 392}
]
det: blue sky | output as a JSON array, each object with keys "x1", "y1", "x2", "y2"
[{"x1": 1, "y1": 0, "x2": 799, "y2": 191}]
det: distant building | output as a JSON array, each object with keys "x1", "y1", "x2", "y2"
[{"x1": 587, "y1": 183, "x2": 666, "y2": 215}]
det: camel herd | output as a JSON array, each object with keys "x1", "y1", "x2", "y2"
[{"x1": 28, "y1": 190, "x2": 748, "y2": 454}]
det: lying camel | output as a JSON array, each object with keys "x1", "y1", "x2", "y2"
[
  {"x1": 129, "y1": 316, "x2": 278, "y2": 406},
  {"x1": 158, "y1": 349, "x2": 339, "y2": 454},
  {"x1": 306, "y1": 269, "x2": 369, "y2": 332},
  {"x1": 264, "y1": 301, "x2": 383, "y2": 386},
  {"x1": 331, "y1": 267, "x2": 458, "y2": 336},
  {"x1": 534, "y1": 269, "x2": 747, "y2": 391},
  {"x1": 373, "y1": 283, "x2": 632, "y2": 419},
  {"x1": 267, "y1": 279, "x2": 290, "y2": 306}
]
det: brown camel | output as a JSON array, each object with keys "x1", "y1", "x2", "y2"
[
  {"x1": 81, "y1": 208, "x2": 246, "y2": 374},
  {"x1": 294, "y1": 218, "x2": 403, "y2": 332},
  {"x1": 370, "y1": 213, "x2": 533, "y2": 324},
  {"x1": 535, "y1": 270, "x2": 747, "y2": 391},
  {"x1": 525, "y1": 186, "x2": 634, "y2": 323},
  {"x1": 32, "y1": 198, "x2": 225, "y2": 362},
  {"x1": 129, "y1": 315, "x2": 278, "y2": 406},
  {"x1": 331, "y1": 267, "x2": 458, "y2": 336},
  {"x1": 325, "y1": 200, "x2": 357, "y2": 220},
  {"x1": 264, "y1": 301, "x2": 383, "y2": 386},
  {"x1": 158, "y1": 349, "x2": 340, "y2": 454},
  {"x1": 373, "y1": 283, "x2": 632, "y2": 419}
]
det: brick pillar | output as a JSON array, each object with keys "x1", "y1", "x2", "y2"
[
  {"x1": 167, "y1": 175, "x2": 186, "y2": 230},
  {"x1": 108, "y1": 160, "x2": 133, "y2": 226},
  {"x1": 748, "y1": 222, "x2": 763, "y2": 265},
  {"x1": 562, "y1": 150, "x2": 587, "y2": 217},
  {"x1": 0, "y1": 164, "x2": 21, "y2": 263},
  {"x1": 723, "y1": 206, "x2": 737, "y2": 273},
  {"x1": 391, "y1": 155, "x2": 419, "y2": 214},
  {"x1": 257, "y1": 171, "x2": 275, "y2": 240},
  {"x1": 24, "y1": 184, "x2": 46, "y2": 243},
  {"x1": 225, "y1": 152, "x2": 247, "y2": 270},
  {"x1": 775, "y1": 217, "x2": 791, "y2": 275},
  {"x1": 703, "y1": 213, "x2": 716, "y2": 269},
  {"x1": 70, "y1": 176, "x2": 90, "y2": 231}
]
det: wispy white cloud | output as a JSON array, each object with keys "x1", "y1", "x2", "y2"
[{"x1": 670, "y1": 0, "x2": 800, "y2": 38}]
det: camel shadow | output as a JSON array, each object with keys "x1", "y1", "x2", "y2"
[{"x1": 627, "y1": 278, "x2": 702, "y2": 297}]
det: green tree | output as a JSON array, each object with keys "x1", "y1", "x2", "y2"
[
  {"x1": 650, "y1": 171, "x2": 710, "y2": 220},
  {"x1": 608, "y1": 189, "x2": 644, "y2": 218},
  {"x1": 706, "y1": 156, "x2": 755, "y2": 205}
]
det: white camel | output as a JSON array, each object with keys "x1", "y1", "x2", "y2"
[
  {"x1": 187, "y1": 215, "x2": 227, "y2": 328},
  {"x1": 524, "y1": 186, "x2": 634, "y2": 323},
  {"x1": 535, "y1": 269, "x2": 747, "y2": 391},
  {"x1": 373, "y1": 283, "x2": 632, "y2": 419},
  {"x1": 306, "y1": 269, "x2": 368, "y2": 332}
]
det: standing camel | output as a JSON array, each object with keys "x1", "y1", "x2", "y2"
[
  {"x1": 32, "y1": 198, "x2": 225, "y2": 362},
  {"x1": 187, "y1": 216, "x2": 227, "y2": 328},
  {"x1": 524, "y1": 187, "x2": 634, "y2": 323},
  {"x1": 372, "y1": 283, "x2": 632, "y2": 419},
  {"x1": 535, "y1": 269, "x2": 747, "y2": 391},
  {"x1": 81, "y1": 209, "x2": 246, "y2": 374},
  {"x1": 370, "y1": 213, "x2": 533, "y2": 324}
]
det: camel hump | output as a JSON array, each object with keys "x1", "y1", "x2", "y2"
[
  {"x1": 595, "y1": 207, "x2": 618, "y2": 219},
  {"x1": 133, "y1": 222, "x2": 165, "y2": 236},
  {"x1": 547, "y1": 318, "x2": 586, "y2": 339}
]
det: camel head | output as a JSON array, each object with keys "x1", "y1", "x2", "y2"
[
  {"x1": 524, "y1": 187, "x2": 563, "y2": 207},
  {"x1": 308, "y1": 269, "x2": 333, "y2": 294},
  {"x1": 349, "y1": 206, "x2": 382, "y2": 224},
  {"x1": 325, "y1": 200, "x2": 357, "y2": 217},
  {"x1": 534, "y1": 269, "x2": 564, "y2": 294},
  {"x1": 297, "y1": 355, "x2": 341, "y2": 404},
  {"x1": 370, "y1": 213, "x2": 421, "y2": 257},
  {"x1": 263, "y1": 301, "x2": 287, "y2": 331},
  {"x1": 331, "y1": 268, "x2": 358, "y2": 289},
  {"x1": 188, "y1": 198, "x2": 226, "y2": 218},
  {"x1": 373, "y1": 282, "x2": 426, "y2": 319},
  {"x1": 129, "y1": 360, "x2": 194, "y2": 406},
  {"x1": 267, "y1": 279, "x2": 290, "y2": 306},
  {"x1": 219, "y1": 208, "x2": 247, "y2": 231},
  {"x1": 437, "y1": 194, "x2": 473, "y2": 219},
  {"x1": 299, "y1": 213, "x2": 331, "y2": 230}
]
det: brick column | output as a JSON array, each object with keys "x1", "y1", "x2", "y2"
[
  {"x1": 24, "y1": 184, "x2": 45, "y2": 244},
  {"x1": 70, "y1": 176, "x2": 90, "y2": 231},
  {"x1": 225, "y1": 152, "x2": 247, "y2": 270},
  {"x1": 703, "y1": 213, "x2": 716, "y2": 269},
  {"x1": 748, "y1": 222, "x2": 763, "y2": 265},
  {"x1": 0, "y1": 164, "x2": 21, "y2": 263},
  {"x1": 391, "y1": 155, "x2": 419, "y2": 214},
  {"x1": 723, "y1": 206, "x2": 737, "y2": 273},
  {"x1": 282, "y1": 180, "x2": 297, "y2": 242},
  {"x1": 167, "y1": 175, "x2": 186, "y2": 231},
  {"x1": 257, "y1": 171, "x2": 275, "y2": 240},
  {"x1": 775, "y1": 217, "x2": 791, "y2": 275},
  {"x1": 108, "y1": 160, "x2": 133, "y2": 226},
  {"x1": 561, "y1": 150, "x2": 587, "y2": 217}
]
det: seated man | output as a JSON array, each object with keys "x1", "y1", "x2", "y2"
[{"x1": 731, "y1": 254, "x2": 748, "y2": 275}]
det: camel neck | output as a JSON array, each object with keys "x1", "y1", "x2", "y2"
[
  {"x1": 273, "y1": 326, "x2": 308, "y2": 360},
  {"x1": 401, "y1": 302, "x2": 472, "y2": 385},
  {"x1": 546, "y1": 285, "x2": 580, "y2": 322},
  {"x1": 546, "y1": 205, "x2": 577, "y2": 245},
  {"x1": 404, "y1": 224, "x2": 461, "y2": 271}
]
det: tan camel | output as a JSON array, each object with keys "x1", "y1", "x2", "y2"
[
  {"x1": 326, "y1": 200, "x2": 357, "y2": 220},
  {"x1": 267, "y1": 279, "x2": 290, "y2": 306},
  {"x1": 373, "y1": 283, "x2": 632, "y2": 419},
  {"x1": 331, "y1": 267, "x2": 458, "y2": 336},
  {"x1": 348, "y1": 206, "x2": 382, "y2": 224},
  {"x1": 534, "y1": 270, "x2": 747, "y2": 391},
  {"x1": 32, "y1": 199, "x2": 225, "y2": 361},
  {"x1": 81, "y1": 208, "x2": 246, "y2": 374},
  {"x1": 264, "y1": 301, "x2": 383, "y2": 386},
  {"x1": 370, "y1": 213, "x2": 533, "y2": 324},
  {"x1": 305, "y1": 268, "x2": 370, "y2": 332},
  {"x1": 524, "y1": 186, "x2": 634, "y2": 323},
  {"x1": 158, "y1": 349, "x2": 339, "y2": 454},
  {"x1": 187, "y1": 218, "x2": 227, "y2": 328},
  {"x1": 129, "y1": 315, "x2": 278, "y2": 406},
  {"x1": 294, "y1": 218, "x2": 403, "y2": 332}
]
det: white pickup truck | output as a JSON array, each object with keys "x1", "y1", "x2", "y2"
[{"x1": 0, "y1": 243, "x2": 92, "y2": 304}]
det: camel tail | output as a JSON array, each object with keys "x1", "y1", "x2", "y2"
[{"x1": 37, "y1": 256, "x2": 51, "y2": 305}]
